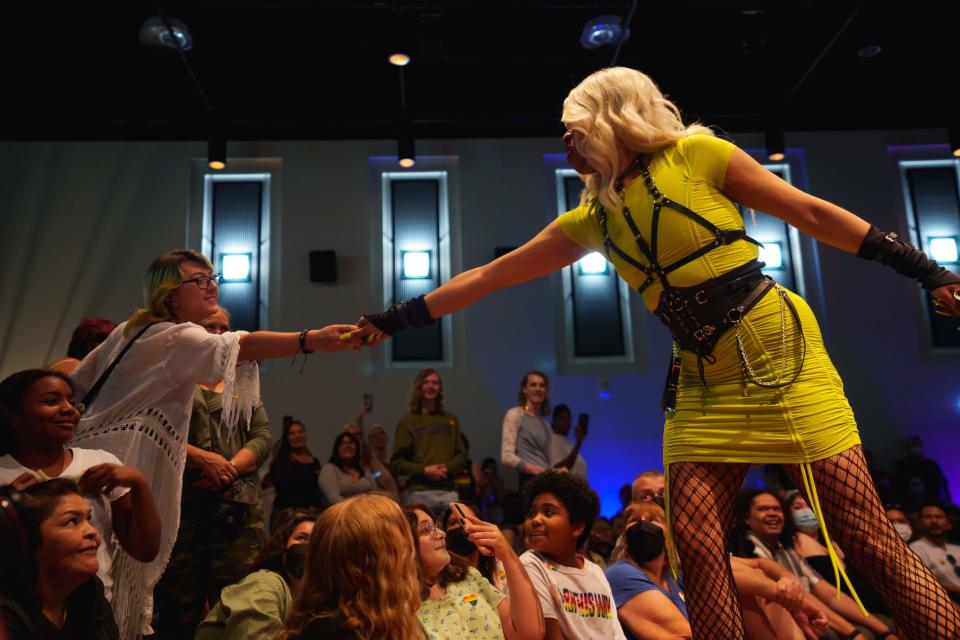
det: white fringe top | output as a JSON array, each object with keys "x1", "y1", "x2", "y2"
[{"x1": 70, "y1": 321, "x2": 260, "y2": 638}]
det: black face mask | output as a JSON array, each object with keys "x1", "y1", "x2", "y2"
[
  {"x1": 626, "y1": 521, "x2": 665, "y2": 563},
  {"x1": 283, "y1": 543, "x2": 309, "y2": 580},
  {"x1": 445, "y1": 526, "x2": 477, "y2": 557}
]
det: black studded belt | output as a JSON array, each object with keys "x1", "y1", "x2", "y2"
[{"x1": 654, "y1": 260, "x2": 773, "y2": 358}]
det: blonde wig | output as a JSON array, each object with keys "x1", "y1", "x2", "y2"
[
  {"x1": 562, "y1": 66, "x2": 714, "y2": 214},
  {"x1": 275, "y1": 494, "x2": 423, "y2": 640},
  {"x1": 125, "y1": 249, "x2": 212, "y2": 335}
]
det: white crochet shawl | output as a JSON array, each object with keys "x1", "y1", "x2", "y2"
[{"x1": 70, "y1": 321, "x2": 259, "y2": 638}]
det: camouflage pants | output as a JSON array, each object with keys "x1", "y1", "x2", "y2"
[{"x1": 153, "y1": 498, "x2": 266, "y2": 639}]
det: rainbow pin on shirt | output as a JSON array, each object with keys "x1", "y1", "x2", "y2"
[{"x1": 462, "y1": 594, "x2": 479, "y2": 607}]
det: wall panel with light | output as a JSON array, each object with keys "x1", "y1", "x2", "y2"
[
  {"x1": 555, "y1": 169, "x2": 634, "y2": 363},
  {"x1": 740, "y1": 161, "x2": 806, "y2": 297},
  {"x1": 381, "y1": 171, "x2": 452, "y2": 365},
  {"x1": 201, "y1": 174, "x2": 271, "y2": 331},
  {"x1": 899, "y1": 159, "x2": 960, "y2": 348}
]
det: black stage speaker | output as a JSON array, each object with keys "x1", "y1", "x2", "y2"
[{"x1": 309, "y1": 250, "x2": 337, "y2": 282}]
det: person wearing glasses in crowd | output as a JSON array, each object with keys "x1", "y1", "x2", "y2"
[
  {"x1": 910, "y1": 502, "x2": 960, "y2": 603},
  {"x1": 405, "y1": 504, "x2": 544, "y2": 640},
  {"x1": 67, "y1": 249, "x2": 362, "y2": 636}
]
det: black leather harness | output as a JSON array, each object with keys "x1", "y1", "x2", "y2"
[{"x1": 598, "y1": 157, "x2": 804, "y2": 413}]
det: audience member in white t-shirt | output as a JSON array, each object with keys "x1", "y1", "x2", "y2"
[
  {"x1": 0, "y1": 369, "x2": 161, "y2": 603},
  {"x1": 519, "y1": 470, "x2": 627, "y2": 640},
  {"x1": 910, "y1": 502, "x2": 960, "y2": 602}
]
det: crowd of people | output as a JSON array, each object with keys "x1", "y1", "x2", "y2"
[
  {"x1": 2, "y1": 329, "x2": 958, "y2": 640},
  {"x1": 3, "y1": 63, "x2": 960, "y2": 639}
]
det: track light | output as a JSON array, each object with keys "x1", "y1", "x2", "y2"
[
  {"x1": 766, "y1": 129, "x2": 785, "y2": 162},
  {"x1": 949, "y1": 126, "x2": 960, "y2": 158},
  {"x1": 139, "y1": 16, "x2": 194, "y2": 51},
  {"x1": 398, "y1": 135, "x2": 415, "y2": 168},
  {"x1": 580, "y1": 15, "x2": 630, "y2": 49},
  {"x1": 208, "y1": 136, "x2": 226, "y2": 170},
  {"x1": 389, "y1": 53, "x2": 411, "y2": 66}
]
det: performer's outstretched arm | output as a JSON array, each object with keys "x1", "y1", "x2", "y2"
[
  {"x1": 361, "y1": 220, "x2": 588, "y2": 337},
  {"x1": 425, "y1": 220, "x2": 587, "y2": 317},
  {"x1": 723, "y1": 147, "x2": 960, "y2": 316}
]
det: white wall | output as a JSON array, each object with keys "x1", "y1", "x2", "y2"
[{"x1": 1, "y1": 129, "x2": 957, "y2": 514}]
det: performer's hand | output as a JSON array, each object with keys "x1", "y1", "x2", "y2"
[
  {"x1": 310, "y1": 324, "x2": 364, "y2": 351},
  {"x1": 932, "y1": 284, "x2": 960, "y2": 319},
  {"x1": 355, "y1": 317, "x2": 388, "y2": 347}
]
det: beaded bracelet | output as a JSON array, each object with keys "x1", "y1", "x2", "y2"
[{"x1": 298, "y1": 329, "x2": 315, "y2": 354}]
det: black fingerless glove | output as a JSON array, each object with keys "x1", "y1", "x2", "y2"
[
  {"x1": 362, "y1": 295, "x2": 436, "y2": 335},
  {"x1": 857, "y1": 225, "x2": 960, "y2": 291}
]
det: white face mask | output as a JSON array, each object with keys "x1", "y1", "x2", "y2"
[
  {"x1": 893, "y1": 522, "x2": 913, "y2": 542},
  {"x1": 792, "y1": 508, "x2": 819, "y2": 534}
]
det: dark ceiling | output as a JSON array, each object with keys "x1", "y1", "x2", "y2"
[{"x1": 3, "y1": 1, "x2": 955, "y2": 141}]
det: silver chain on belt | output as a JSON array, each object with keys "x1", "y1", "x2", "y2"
[{"x1": 735, "y1": 283, "x2": 790, "y2": 389}]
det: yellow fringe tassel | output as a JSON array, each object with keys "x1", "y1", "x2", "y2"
[
  {"x1": 799, "y1": 462, "x2": 869, "y2": 616},
  {"x1": 663, "y1": 461, "x2": 870, "y2": 618}
]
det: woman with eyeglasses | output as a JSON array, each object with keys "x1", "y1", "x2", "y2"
[{"x1": 67, "y1": 248, "x2": 362, "y2": 637}]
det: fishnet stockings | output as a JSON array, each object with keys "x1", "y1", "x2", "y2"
[
  {"x1": 669, "y1": 460, "x2": 750, "y2": 639},
  {"x1": 786, "y1": 446, "x2": 960, "y2": 640}
]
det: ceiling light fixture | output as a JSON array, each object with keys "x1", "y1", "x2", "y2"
[
  {"x1": 580, "y1": 15, "x2": 630, "y2": 50},
  {"x1": 389, "y1": 53, "x2": 411, "y2": 66},
  {"x1": 208, "y1": 136, "x2": 226, "y2": 170},
  {"x1": 857, "y1": 44, "x2": 883, "y2": 58},
  {"x1": 398, "y1": 135, "x2": 416, "y2": 168},
  {"x1": 139, "y1": 16, "x2": 193, "y2": 51},
  {"x1": 949, "y1": 125, "x2": 960, "y2": 158},
  {"x1": 766, "y1": 129, "x2": 785, "y2": 162}
]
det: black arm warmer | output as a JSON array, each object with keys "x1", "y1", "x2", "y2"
[
  {"x1": 856, "y1": 225, "x2": 960, "y2": 291},
  {"x1": 362, "y1": 295, "x2": 436, "y2": 336}
]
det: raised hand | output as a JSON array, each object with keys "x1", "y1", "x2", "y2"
[{"x1": 459, "y1": 507, "x2": 513, "y2": 559}]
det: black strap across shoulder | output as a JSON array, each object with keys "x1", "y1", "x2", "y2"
[
  {"x1": 596, "y1": 156, "x2": 805, "y2": 411},
  {"x1": 78, "y1": 323, "x2": 152, "y2": 415},
  {"x1": 598, "y1": 158, "x2": 761, "y2": 296}
]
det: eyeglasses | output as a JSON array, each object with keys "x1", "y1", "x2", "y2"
[
  {"x1": 181, "y1": 274, "x2": 222, "y2": 290},
  {"x1": 417, "y1": 520, "x2": 441, "y2": 538},
  {"x1": 946, "y1": 554, "x2": 960, "y2": 578}
]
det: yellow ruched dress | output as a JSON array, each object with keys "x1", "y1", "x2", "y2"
[{"x1": 557, "y1": 134, "x2": 861, "y2": 467}]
